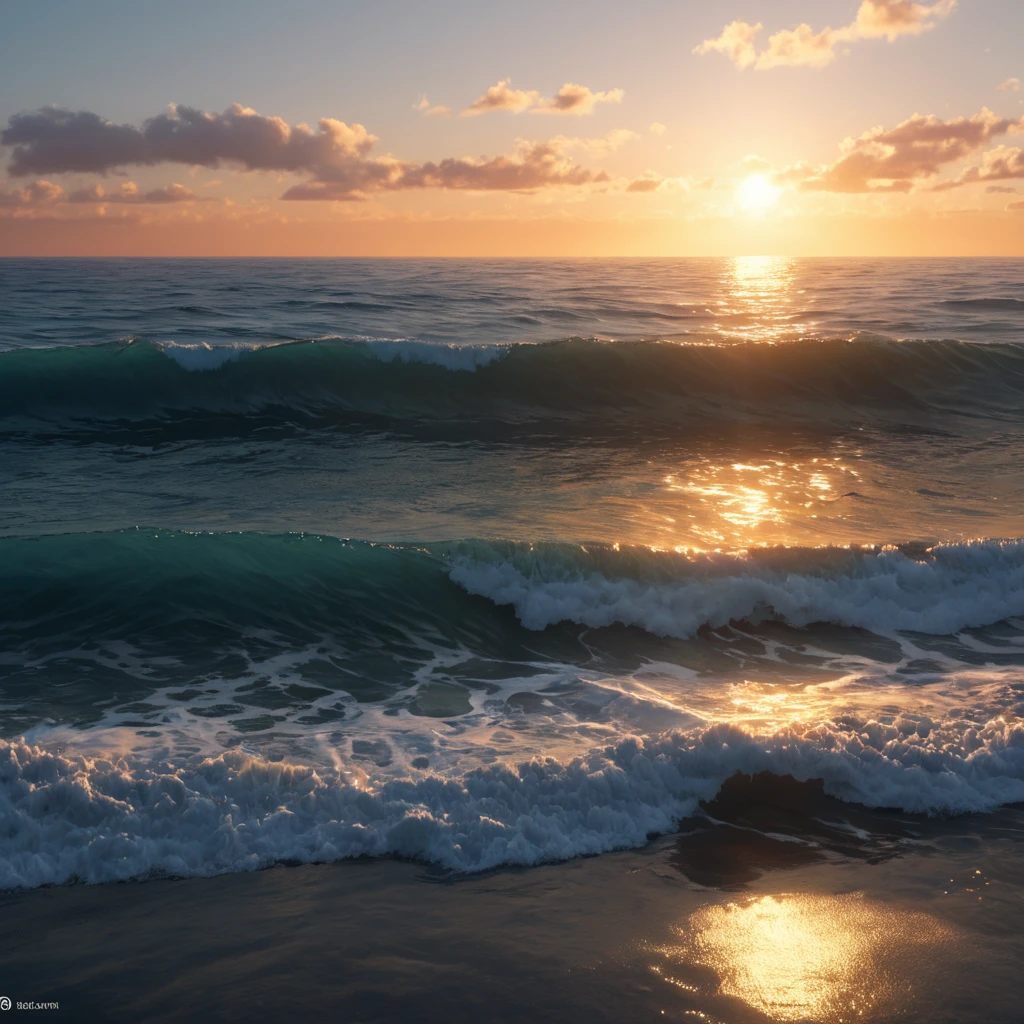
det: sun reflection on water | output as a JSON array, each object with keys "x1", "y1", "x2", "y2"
[
  {"x1": 663, "y1": 457, "x2": 861, "y2": 547},
  {"x1": 652, "y1": 893, "x2": 955, "y2": 1023},
  {"x1": 714, "y1": 256, "x2": 816, "y2": 343}
]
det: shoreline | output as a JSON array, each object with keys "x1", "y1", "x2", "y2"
[{"x1": 3, "y1": 782, "x2": 1022, "y2": 1023}]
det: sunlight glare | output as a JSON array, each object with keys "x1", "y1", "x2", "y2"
[
  {"x1": 735, "y1": 173, "x2": 780, "y2": 213},
  {"x1": 651, "y1": 894, "x2": 956, "y2": 1023}
]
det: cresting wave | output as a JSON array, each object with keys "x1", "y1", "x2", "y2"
[
  {"x1": 450, "y1": 537, "x2": 1024, "y2": 637},
  {"x1": 3, "y1": 335, "x2": 1024, "y2": 438},
  {"x1": 2, "y1": 709, "x2": 1023, "y2": 889},
  {"x1": 4, "y1": 529, "x2": 1024, "y2": 889},
  {"x1": 5, "y1": 531, "x2": 1024, "y2": 647}
]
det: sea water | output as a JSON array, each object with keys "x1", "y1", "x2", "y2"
[{"x1": 2, "y1": 256, "x2": 1024, "y2": 888}]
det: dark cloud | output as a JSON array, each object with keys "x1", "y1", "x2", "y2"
[
  {"x1": 3, "y1": 103, "x2": 375, "y2": 176},
  {"x1": 3, "y1": 103, "x2": 608, "y2": 201}
]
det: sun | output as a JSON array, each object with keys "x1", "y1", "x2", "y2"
[{"x1": 735, "y1": 174, "x2": 780, "y2": 213}]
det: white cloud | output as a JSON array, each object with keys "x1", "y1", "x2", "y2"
[
  {"x1": 695, "y1": 1, "x2": 957, "y2": 70},
  {"x1": 461, "y1": 80, "x2": 623, "y2": 117},
  {"x1": 413, "y1": 95, "x2": 452, "y2": 118}
]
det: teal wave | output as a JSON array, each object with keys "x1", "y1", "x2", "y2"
[{"x1": 3, "y1": 336, "x2": 1024, "y2": 441}]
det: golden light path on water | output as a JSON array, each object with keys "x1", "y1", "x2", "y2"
[
  {"x1": 661, "y1": 458, "x2": 862, "y2": 549},
  {"x1": 649, "y1": 893, "x2": 957, "y2": 1023},
  {"x1": 715, "y1": 255, "x2": 816, "y2": 344},
  {"x1": 627, "y1": 255, "x2": 867, "y2": 551}
]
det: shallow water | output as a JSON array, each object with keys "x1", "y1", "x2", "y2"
[
  {"x1": 4, "y1": 792, "x2": 1023, "y2": 1023},
  {"x1": 2, "y1": 257, "x2": 1024, "y2": 891}
]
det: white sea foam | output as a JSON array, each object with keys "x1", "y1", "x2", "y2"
[
  {"x1": 361, "y1": 339, "x2": 510, "y2": 370},
  {"x1": 3, "y1": 701, "x2": 1024, "y2": 890},
  {"x1": 156, "y1": 340, "x2": 267, "y2": 371},
  {"x1": 154, "y1": 337, "x2": 510, "y2": 373},
  {"x1": 450, "y1": 540, "x2": 1024, "y2": 638}
]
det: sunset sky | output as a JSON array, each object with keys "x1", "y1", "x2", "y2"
[{"x1": 2, "y1": 0, "x2": 1023, "y2": 256}]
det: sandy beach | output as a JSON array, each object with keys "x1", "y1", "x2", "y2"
[{"x1": 3, "y1": 781, "x2": 1022, "y2": 1023}]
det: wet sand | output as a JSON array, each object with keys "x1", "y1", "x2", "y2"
[{"x1": 3, "y1": 778, "x2": 1023, "y2": 1023}]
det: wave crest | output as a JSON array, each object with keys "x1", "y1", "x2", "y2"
[
  {"x1": 450, "y1": 538, "x2": 1024, "y2": 637},
  {"x1": 4, "y1": 707, "x2": 1023, "y2": 889},
  {"x1": 4, "y1": 336, "x2": 1024, "y2": 440}
]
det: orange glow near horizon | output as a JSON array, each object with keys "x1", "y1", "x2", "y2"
[{"x1": 3, "y1": 2, "x2": 1024, "y2": 257}]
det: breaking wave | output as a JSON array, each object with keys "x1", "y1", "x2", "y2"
[
  {"x1": 2, "y1": 708, "x2": 1023, "y2": 889},
  {"x1": 4, "y1": 529, "x2": 1024, "y2": 890},
  {"x1": 450, "y1": 537, "x2": 1024, "y2": 637},
  {"x1": 5, "y1": 531, "x2": 1024, "y2": 649}
]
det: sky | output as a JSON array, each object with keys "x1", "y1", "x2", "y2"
[{"x1": 1, "y1": 0, "x2": 1023, "y2": 256}]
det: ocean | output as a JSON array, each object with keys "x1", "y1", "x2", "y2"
[{"x1": 2, "y1": 257, "x2": 1024, "y2": 1021}]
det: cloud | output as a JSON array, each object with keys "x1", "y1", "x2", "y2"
[
  {"x1": 3, "y1": 103, "x2": 610, "y2": 201},
  {"x1": 626, "y1": 174, "x2": 662, "y2": 193},
  {"x1": 68, "y1": 181, "x2": 203, "y2": 203},
  {"x1": 694, "y1": 20, "x2": 762, "y2": 69},
  {"x1": 853, "y1": 0, "x2": 956, "y2": 38},
  {"x1": 755, "y1": 23, "x2": 847, "y2": 70},
  {"x1": 0, "y1": 179, "x2": 65, "y2": 206},
  {"x1": 986, "y1": 184, "x2": 1019, "y2": 193},
  {"x1": 931, "y1": 145, "x2": 1024, "y2": 190},
  {"x1": 282, "y1": 140, "x2": 608, "y2": 200},
  {"x1": 2, "y1": 103, "x2": 376, "y2": 176},
  {"x1": 461, "y1": 80, "x2": 541, "y2": 116},
  {"x1": 695, "y1": 0, "x2": 956, "y2": 70},
  {"x1": 997, "y1": 78, "x2": 1022, "y2": 93},
  {"x1": 1010, "y1": 200, "x2": 1024, "y2": 210},
  {"x1": 649, "y1": 122, "x2": 667, "y2": 136},
  {"x1": 740, "y1": 154, "x2": 774, "y2": 173},
  {"x1": 0, "y1": 178, "x2": 202, "y2": 207},
  {"x1": 461, "y1": 80, "x2": 623, "y2": 117},
  {"x1": 532, "y1": 83, "x2": 624, "y2": 116},
  {"x1": 550, "y1": 128, "x2": 639, "y2": 158},
  {"x1": 795, "y1": 108, "x2": 1023, "y2": 192},
  {"x1": 413, "y1": 95, "x2": 452, "y2": 118}
]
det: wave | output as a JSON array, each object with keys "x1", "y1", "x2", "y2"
[
  {"x1": 942, "y1": 298, "x2": 1024, "y2": 311},
  {"x1": 2, "y1": 706, "x2": 1023, "y2": 888},
  {"x1": 450, "y1": 537, "x2": 1024, "y2": 638},
  {"x1": 4, "y1": 531, "x2": 1024, "y2": 656},
  {"x1": 4, "y1": 529, "x2": 1024, "y2": 889},
  {"x1": 3, "y1": 336, "x2": 1024, "y2": 441}
]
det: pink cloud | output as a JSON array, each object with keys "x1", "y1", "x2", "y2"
[
  {"x1": 794, "y1": 108, "x2": 1023, "y2": 192},
  {"x1": 931, "y1": 145, "x2": 1024, "y2": 190}
]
